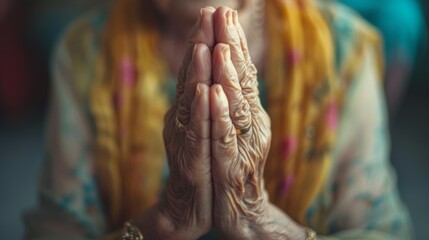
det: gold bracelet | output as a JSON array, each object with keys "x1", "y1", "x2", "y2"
[
  {"x1": 121, "y1": 221, "x2": 144, "y2": 240},
  {"x1": 305, "y1": 227, "x2": 318, "y2": 240}
]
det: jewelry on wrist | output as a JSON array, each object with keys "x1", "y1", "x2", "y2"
[
  {"x1": 304, "y1": 227, "x2": 318, "y2": 240},
  {"x1": 122, "y1": 221, "x2": 144, "y2": 240}
]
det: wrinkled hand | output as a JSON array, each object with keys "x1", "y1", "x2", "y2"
[
  {"x1": 161, "y1": 6, "x2": 306, "y2": 240},
  {"x1": 209, "y1": 6, "x2": 270, "y2": 237},
  {"x1": 161, "y1": 7, "x2": 215, "y2": 239},
  {"x1": 210, "y1": 7, "x2": 305, "y2": 239}
]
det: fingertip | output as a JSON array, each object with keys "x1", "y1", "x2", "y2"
[
  {"x1": 223, "y1": 45, "x2": 231, "y2": 62},
  {"x1": 191, "y1": 44, "x2": 212, "y2": 86},
  {"x1": 194, "y1": 83, "x2": 210, "y2": 107},
  {"x1": 192, "y1": 83, "x2": 210, "y2": 121},
  {"x1": 213, "y1": 43, "x2": 236, "y2": 85},
  {"x1": 214, "y1": 84, "x2": 223, "y2": 96},
  {"x1": 191, "y1": 6, "x2": 215, "y2": 48},
  {"x1": 210, "y1": 83, "x2": 238, "y2": 160},
  {"x1": 214, "y1": 6, "x2": 235, "y2": 42},
  {"x1": 232, "y1": 10, "x2": 239, "y2": 26},
  {"x1": 192, "y1": 44, "x2": 199, "y2": 59},
  {"x1": 213, "y1": 6, "x2": 237, "y2": 43},
  {"x1": 193, "y1": 43, "x2": 210, "y2": 61},
  {"x1": 210, "y1": 84, "x2": 229, "y2": 118},
  {"x1": 214, "y1": 6, "x2": 234, "y2": 21},
  {"x1": 213, "y1": 43, "x2": 230, "y2": 62},
  {"x1": 196, "y1": 82, "x2": 202, "y2": 97},
  {"x1": 202, "y1": 6, "x2": 216, "y2": 13},
  {"x1": 210, "y1": 84, "x2": 221, "y2": 99},
  {"x1": 196, "y1": 82, "x2": 209, "y2": 97}
]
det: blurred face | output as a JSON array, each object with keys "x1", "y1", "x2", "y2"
[{"x1": 152, "y1": 0, "x2": 243, "y2": 27}]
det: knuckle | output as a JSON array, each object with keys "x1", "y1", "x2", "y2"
[
  {"x1": 231, "y1": 99, "x2": 251, "y2": 127},
  {"x1": 221, "y1": 64, "x2": 237, "y2": 83},
  {"x1": 227, "y1": 28, "x2": 240, "y2": 46},
  {"x1": 244, "y1": 63, "x2": 258, "y2": 86},
  {"x1": 225, "y1": 162, "x2": 248, "y2": 195},
  {"x1": 186, "y1": 122, "x2": 208, "y2": 143},
  {"x1": 217, "y1": 112, "x2": 232, "y2": 125},
  {"x1": 178, "y1": 65, "x2": 187, "y2": 83},
  {"x1": 176, "y1": 69, "x2": 187, "y2": 95},
  {"x1": 163, "y1": 108, "x2": 180, "y2": 148},
  {"x1": 234, "y1": 60, "x2": 247, "y2": 77},
  {"x1": 217, "y1": 124, "x2": 236, "y2": 144},
  {"x1": 176, "y1": 98, "x2": 190, "y2": 123},
  {"x1": 166, "y1": 144, "x2": 182, "y2": 166},
  {"x1": 254, "y1": 112, "x2": 270, "y2": 132},
  {"x1": 215, "y1": 139, "x2": 236, "y2": 160},
  {"x1": 176, "y1": 147, "x2": 209, "y2": 185},
  {"x1": 185, "y1": 129, "x2": 202, "y2": 153},
  {"x1": 241, "y1": 64, "x2": 258, "y2": 94},
  {"x1": 164, "y1": 105, "x2": 176, "y2": 124}
]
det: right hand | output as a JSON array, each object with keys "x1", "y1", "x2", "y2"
[{"x1": 158, "y1": 6, "x2": 215, "y2": 239}]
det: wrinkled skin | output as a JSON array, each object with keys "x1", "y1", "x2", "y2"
[
  {"x1": 209, "y1": 6, "x2": 272, "y2": 237},
  {"x1": 161, "y1": 7, "x2": 215, "y2": 239},
  {"x1": 160, "y1": 6, "x2": 306, "y2": 240}
]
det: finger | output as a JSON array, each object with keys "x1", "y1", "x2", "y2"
[
  {"x1": 177, "y1": 43, "x2": 212, "y2": 126},
  {"x1": 214, "y1": 7, "x2": 248, "y2": 84},
  {"x1": 176, "y1": 6, "x2": 216, "y2": 99},
  {"x1": 232, "y1": 10, "x2": 251, "y2": 64},
  {"x1": 214, "y1": 7, "x2": 259, "y2": 108},
  {"x1": 186, "y1": 83, "x2": 212, "y2": 229},
  {"x1": 186, "y1": 83, "x2": 211, "y2": 163},
  {"x1": 210, "y1": 84, "x2": 239, "y2": 184},
  {"x1": 213, "y1": 43, "x2": 252, "y2": 135},
  {"x1": 185, "y1": 83, "x2": 212, "y2": 214},
  {"x1": 232, "y1": 10, "x2": 260, "y2": 107}
]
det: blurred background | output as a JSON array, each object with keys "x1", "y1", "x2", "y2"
[{"x1": 0, "y1": 0, "x2": 428, "y2": 239}]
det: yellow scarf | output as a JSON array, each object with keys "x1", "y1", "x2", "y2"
[{"x1": 91, "y1": 0, "x2": 339, "y2": 230}]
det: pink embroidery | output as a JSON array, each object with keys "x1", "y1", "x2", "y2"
[
  {"x1": 280, "y1": 175, "x2": 295, "y2": 195},
  {"x1": 288, "y1": 50, "x2": 302, "y2": 64},
  {"x1": 121, "y1": 58, "x2": 136, "y2": 86},
  {"x1": 281, "y1": 137, "x2": 297, "y2": 158},
  {"x1": 326, "y1": 103, "x2": 338, "y2": 130}
]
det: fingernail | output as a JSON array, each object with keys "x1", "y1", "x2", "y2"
[
  {"x1": 223, "y1": 45, "x2": 230, "y2": 62},
  {"x1": 216, "y1": 85, "x2": 227, "y2": 104},
  {"x1": 215, "y1": 84, "x2": 222, "y2": 95},
  {"x1": 196, "y1": 83, "x2": 202, "y2": 96},
  {"x1": 199, "y1": 8, "x2": 204, "y2": 26},
  {"x1": 203, "y1": 6, "x2": 215, "y2": 12},
  {"x1": 233, "y1": 10, "x2": 238, "y2": 25},
  {"x1": 192, "y1": 44, "x2": 199, "y2": 60},
  {"x1": 199, "y1": 7, "x2": 215, "y2": 26},
  {"x1": 227, "y1": 10, "x2": 233, "y2": 26}
]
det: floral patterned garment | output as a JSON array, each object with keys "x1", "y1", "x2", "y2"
[{"x1": 23, "y1": 2, "x2": 412, "y2": 239}]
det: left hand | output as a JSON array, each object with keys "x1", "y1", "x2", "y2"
[{"x1": 209, "y1": 7, "x2": 306, "y2": 239}]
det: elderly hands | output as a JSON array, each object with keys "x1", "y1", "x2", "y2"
[{"x1": 159, "y1": 6, "x2": 306, "y2": 240}]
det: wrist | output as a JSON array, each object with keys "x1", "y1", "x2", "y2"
[
  {"x1": 264, "y1": 203, "x2": 307, "y2": 240},
  {"x1": 131, "y1": 204, "x2": 170, "y2": 239},
  {"x1": 132, "y1": 203, "x2": 186, "y2": 240},
  {"x1": 133, "y1": 201, "x2": 209, "y2": 240},
  {"x1": 225, "y1": 203, "x2": 306, "y2": 240}
]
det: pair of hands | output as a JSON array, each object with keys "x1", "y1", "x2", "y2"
[{"x1": 154, "y1": 6, "x2": 305, "y2": 240}]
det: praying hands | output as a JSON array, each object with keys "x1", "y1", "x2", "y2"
[{"x1": 160, "y1": 6, "x2": 307, "y2": 240}]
